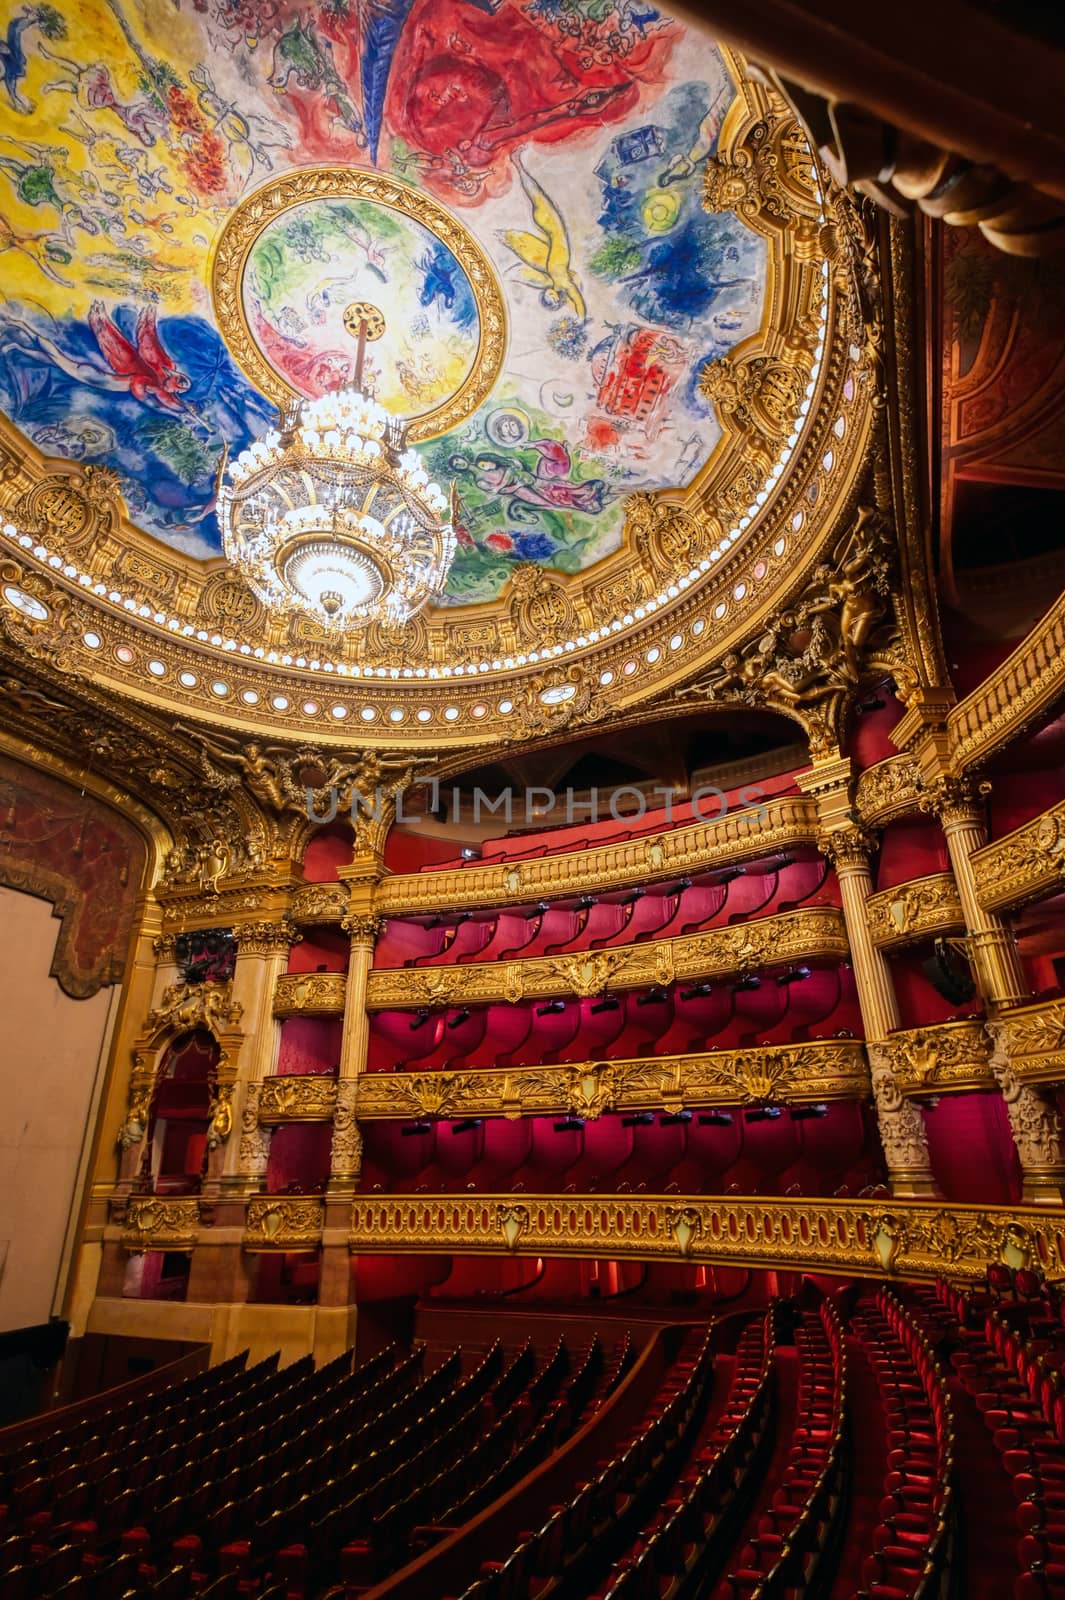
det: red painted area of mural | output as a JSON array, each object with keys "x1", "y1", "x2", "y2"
[
  {"x1": 0, "y1": 753, "x2": 145, "y2": 997},
  {"x1": 386, "y1": 0, "x2": 675, "y2": 201}
]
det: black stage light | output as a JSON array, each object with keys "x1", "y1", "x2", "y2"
[
  {"x1": 590, "y1": 997, "x2": 620, "y2": 1014},
  {"x1": 536, "y1": 1000, "x2": 566, "y2": 1016},
  {"x1": 791, "y1": 1104, "x2": 828, "y2": 1121},
  {"x1": 680, "y1": 983, "x2": 712, "y2": 1000},
  {"x1": 699, "y1": 1111, "x2": 734, "y2": 1127}
]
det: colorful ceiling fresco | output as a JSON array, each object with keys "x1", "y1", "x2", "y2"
[{"x1": 0, "y1": 0, "x2": 769, "y2": 604}]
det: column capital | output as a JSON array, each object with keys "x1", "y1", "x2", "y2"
[
  {"x1": 342, "y1": 911, "x2": 384, "y2": 945},
  {"x1": 917, "y1": 773, "x2": 990, "y2": 827},
  {"x1": 817, "y1": 821, "x2": 877, "y2": 871},
  {"x1": 234, "y1": 918, "x2": 302, "y2": 955}
]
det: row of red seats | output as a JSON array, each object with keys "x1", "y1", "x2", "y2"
[
  {"x1": 725, "y1": 1300, "x2": 848, "y2": 1598},
  {"x1": 375, "y1": 860, "x2": 831, "y2": 969},
  {"x1": 449, "y1": 1325, "x2": 719, "y2": 1599},
  {"x1": 593, "y1": 1308, "x2": 781, "y2": 1599},
  {"x1": 367, "y1": 974, "x2": 861, "y2": 1074},
  {"x1": 851, "y1": 1289, "x2": 955, "y2": 1600},
  {"x1": 943, "y1": 1277, "x2": 1065, "y2": 1599}
]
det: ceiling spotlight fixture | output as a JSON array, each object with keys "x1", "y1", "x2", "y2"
[{"x1": 218, "y1": 305, "x2": 455, "y2": 632}]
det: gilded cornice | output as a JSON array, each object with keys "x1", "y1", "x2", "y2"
[
  {"x1": 949, "y1": 587, "x2": 1065, "y2": 771},
  {"x1": 866, "y1": 873, "x2": 965, "y2": 949},
  {"x1": 854, "y1": 755, "x2": 923, "y2": 825},
  {"x1": 273, "y1": 971, "x2": 347, "y2": 1018},
  {"x1": 352, "y1": 1042, "x2": 869, "y2": 1122},
  {"x1": 243, "y1": 1195, "x2": 325, "y2": 1251},
  {"x1": 972, "y1": 801, "x2": 1065, "y2": 914},
  {"x1": 259, "y1": 1075, "x2": 338, "y2": 1124},
  {"x1": 375, "y1": 795, "x2": 819, "y2": 917},
  {"x1": 346, "y1": 1193, "x2": 1057, "y2": 1284},
  {"x1": 876, "y1": 1021, "x2": 994, "y2": 1097},
  {"x1": 362, "y1": 907, "x2": 848, "y2": 1011},
  {"x1": 158, "y1": 881, "x2": 294, "y2": 930},
  {"x1": 991, "y1": 997, "x2": 1065, "y2": 1089},
  {"x1": 120, "y1": 1196, "x2": 201, "y2": 1252}
]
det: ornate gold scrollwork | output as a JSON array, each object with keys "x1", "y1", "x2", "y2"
[
  {"x1": 875, "y1": 1021, "x2": 995, "y2": 1098},
  {"x1": 347, "y1": 1193, "x2": 1064, "y2": 1284},
  {"x1": 364, "y1": 907, "x2": 848, "y2": 1011},
  {"x1": 243, "y1": 1195, "x2": 325, "y2": 1251},
  {"x1": 258, "y1": 1075, "x2": 339, "y2": 1124},
  {"x1": 120, "y1": 1196, "x2": 200, "y2": 1251},
  {"x1": 866, "y1": 873, "x2": 966, "y2": 949},
  {"x1": 351, "y1": 1041, "x2": 869, "y2": 1123},
  {"x1": 375, "y1": 796, "x2": 820, "y2": 916},
  {"x1": 273, "y1": 971, "x2": 347, "y2": 1018},
  {"x1": 972, "y1": 802, "x2": 1065, "y2": 914}
]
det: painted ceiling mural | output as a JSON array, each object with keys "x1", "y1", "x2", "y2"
[{"x1": 0, "y1": 0, "x2": 768, "y2": 604}]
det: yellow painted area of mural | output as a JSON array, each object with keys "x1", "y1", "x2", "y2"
[{"x1": 0, "y1": 0, "x2": 247, "y2": 319}]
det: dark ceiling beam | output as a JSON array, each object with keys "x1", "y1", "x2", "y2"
[{"x1": 670, "y1": 0, "x2": 1065, "y2": 201}]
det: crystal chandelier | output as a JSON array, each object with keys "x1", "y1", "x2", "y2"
[{"x1": 218, "y1": 310, "x2": 455, "y2": 632}]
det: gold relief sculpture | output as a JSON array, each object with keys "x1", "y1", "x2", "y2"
[
  {"x1": 330, "y1": 1082, "x2": 363, "y2": 1183},
  {"x1": 347, "y1": 1193, "x2": 1065, "y2": 1285},
  {"x1": 376, "y1": 795, "x2": 819, "y2": 916},
  {"x1": 703, "y1": 110, "x2": 820, "y2": 237},
  {"x1": 121, "y1": 1196, "x2": 200, "y2": 1251},
  {"x1": 364, "y1": 907, "x2": 848, "y2": 1010},
  {"x1": 258, "y1": 1076, "x2": 339, "y2": 1124},
  {"x1": 855, "y1": 756, "x2": 924, "y2": 824},
  {"x1": 866, "y1": 874, "x2": 965, "y2": 948},
  {"x1": 626, "y1": 492, "x2": 717, "y2": 581},
  {"x1": 290, "y1": 883, "x2": 350, "y2": 926},
  {"x1": 195, "y1": 572, "x2": 269, "y2": 637},
  {"x1": 146, "y1": 982, "x2": 243, "y2": 1040},
  {"x1": 243, "y1": 1195, "x2": 325, "y2": 1251},
  {"x1": 876, "y1": 1022, "x2": 995, "y2": 1097},
  {"x1": 675, "y1": 511, "x2": 895, "y2": 756},
  {"x1": 972, "y1": 802, "x2": 1065, "y2": 913},
  {"x1": 273, "y1": 971, "x2": 347, "y2": 1018},
  {"x1": 117, "y1": 1079, "x2": 152, "y2": 1151},
  {"x1": 351, "y1": 1041, "x2": 868, "y2": 1123},
  {"x1": 12, "y1": 463, "x2": 125, "y2": 552},
  {"x1": 206, "y1": 1085, "x2": 234, "y2": 1150},
  {"x1": 238, "y1": 1084, "x2": 272, "y2": 1180},
  {"x1": 517, "y1": 665, "x2": 595, "y2": 738},
  {"x1": 699, "y1": 354, "x2": 809, "y2": 467},
  {"x1": 507, "y1": 564, "x2": 579, "y2": 647}
]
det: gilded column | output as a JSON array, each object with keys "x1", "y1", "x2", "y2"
[
  {"x1": 109, "y1": 901, "x2": 169, "y2": 1198},
  {"x1": 220, "y1": 918, "x2": 300, "y2": 1192},
  {"x1": 922, "y1": 777, "x2": 1028, "y2": 1009},
  {"x1": 329, "y1": 909, "x2": 381, "y2": 1192},
  {"x1": 799, "y1": 758, "x2": 938, "y2": 1198}
]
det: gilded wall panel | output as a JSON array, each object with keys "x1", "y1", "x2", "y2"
[{"x1": 865, "y1": 873, "x2": 965, "y2": 949}]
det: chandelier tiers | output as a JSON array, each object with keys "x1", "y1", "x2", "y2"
[{"x1": 218, "y1": 309, "x2": 455, "y2": 633}]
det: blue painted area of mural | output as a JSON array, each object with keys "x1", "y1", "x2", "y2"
[{"x1": 0, "y1": 303, "x2": 271, "y2": 555}]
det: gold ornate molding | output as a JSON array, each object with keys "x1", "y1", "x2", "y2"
[
  {"x1": 375, "y1": 796, "x2": 819, "y2": 916},
  {"x1": 866, "y1": 873, "x2": 965, "y2": 949},
  {"x1": 352, "y1": 1041, "x2": 869, "y2": 1122},
  {"x1": 876, "y1": 1021, "x2": 994, "y2": 1097},
  {"x1": 950, "y1": 587, "x2": 1065, "y2": 771},
  {"x1": 972, "y1": 801, "x2": 1065, "y2": 914},
  {"x1": 273, "y1": 971, "x2": 347, "y2": 1018},
  {"x1": 244, "y1": 1195, "x2": 325, "y2": 1251},
  {"x1": 364, "y1": 907, "x2": 848, "y2": 1011},
  {"x1": 855, "y1": 755, "x2": 923, "y2": 825},
  {"x1": 259, "y1": 1075, "x2": 339, "y2": 1124},
  {"x1": 120, "y1": 1196, "x2": 200, "y2": 1251},
  {"x1": 992, "y1": 998, "x2": 1065, "y2": 1090},
  {"x1": 346, "y1": 1193, "x2": 1063, "y2": 1284}
]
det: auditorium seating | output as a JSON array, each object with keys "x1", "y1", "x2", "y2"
[{"x1": 2, "y1": 1281, "x2": 1055, "y2": 1596}]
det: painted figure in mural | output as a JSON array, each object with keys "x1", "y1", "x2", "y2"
[
  {"x1": 0, "y1": 5, "x2": 66, "y2": 115},
  {"x1": 501, "y1": 155, "x2": 586, "y2": 321},
  {"x1": 465, "y1": 446, "x2": 609, "y2": 516},
  {"x1": 247, "y1": 299, "x2": 355, "y2": 397},
  {"x1": 0, "y1": 212, "x2": 72, "y2": 285},
  {"x1": 0, "y1": 302, "x2": 197, "y2": 418},
  {"x1": 39, "y1": 47, "x2": 167, "y2": 147}
]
